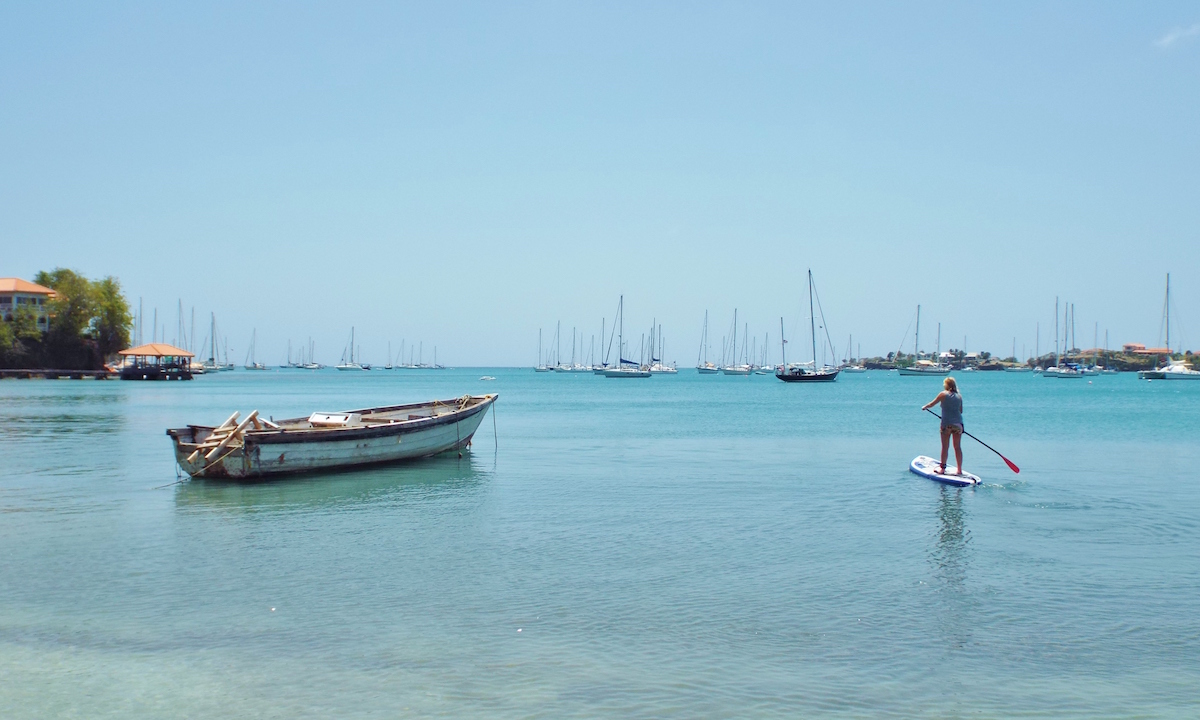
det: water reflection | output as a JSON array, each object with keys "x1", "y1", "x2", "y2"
[
  {"x1": 928, "y1": 486, "x2": 974, "y2": 650},
  {"x1": 174, "y1": 453, "x2": 492, "y2": 515}
]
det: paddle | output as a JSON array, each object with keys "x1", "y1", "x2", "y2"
[{"x1": 925, "y1": 408, "x2": 1020, "y2": 474}]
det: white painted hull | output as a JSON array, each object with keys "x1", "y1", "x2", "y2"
[
  {"x1": 168, "y1": 395, "x2": 496, "y2": 479},
  {"x1": 897, "y1": 366, "x2": 951, "y2": 376},
  {"x1": 1042, "y1": 367, "x2": 1084, "y2": 378},
  {"x1": 603, "y1": 368, "x2": 651, "y2": 378}
]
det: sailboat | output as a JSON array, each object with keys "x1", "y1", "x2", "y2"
[
  {"x1": 776, "y1": 269, "x2": 840, "y2": 383},
  {"x1": 535, "y1": 329, "x2": 551, "y2": 371},
  {"x1": 721, "y1": 310, "x2": 752, "y2": 375},
  {"x1": 336, "y1": 327, "x2": 366, "y2": 371},
  {"x1": 303, "y1": 338, "x2": 322, "y2": 370},
  {"x1": 1142, "y1": 274, "x2": 1200, "y2": 380},
  {"x1": 897, "y1": 306, "x2": 950, "y2": 375},
  {"x1": 243, "y1": 330, "x2": 267, "y2": 370},
  {"x1": 841, "y1": 335, "x2": 866, "y2": 372},
  {"x1": 199, "y1": 313, "x2": 225, "y2": 373},
  {"x1": 649, "y1": 323, "x2": 678, "y2": 374},
  {"x1": 696, "y1": 311, "x2": 718, "y2": 374},
  {"x1": 564, "y1": 327, "x2": 592, "y2": 372},
  {"x1": 594, "y1": 316, "x2": 611, "y2": 374},
  {"x1": 1043, "y1": 298, "x2": 1083, "y2": 378},
  {"x1": 602, "y1": 295, "x2": 650, "y2": 378}
]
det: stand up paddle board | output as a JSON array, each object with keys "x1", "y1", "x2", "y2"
[{"x1": 910, "y1": 455, "x2": 981, "y2": 487}]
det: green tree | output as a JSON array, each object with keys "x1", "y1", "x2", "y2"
[
  {"x1": 0, "y1": 306, "x2": 45, "y2": 367},
  {"x1": 91, "y1": 276, "x2": 131, "y2": 357},
  {"x1": 19, "y1": 268, "x2": 132, "y2": 369}
]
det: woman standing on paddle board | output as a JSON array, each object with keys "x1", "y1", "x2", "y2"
[{"x1": 922, "y1": 377, "x2": 964, "y2": 475}]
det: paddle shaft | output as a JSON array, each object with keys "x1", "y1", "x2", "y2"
[{"x1": 925, "y1": 408, "x2": 1020, "y2": 473}]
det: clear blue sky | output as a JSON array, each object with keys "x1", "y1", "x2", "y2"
[{"x1": 3, "y1": 3, "x2": 1197, "y2": 365}]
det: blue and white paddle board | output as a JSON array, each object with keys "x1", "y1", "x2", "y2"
[{"x1": 910, "y1": 455, "x2": 981, "y2": 487}]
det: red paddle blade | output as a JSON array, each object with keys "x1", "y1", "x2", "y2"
[{"x1": 1002, "y1": 456, "x2": 1020, "y2": 474}]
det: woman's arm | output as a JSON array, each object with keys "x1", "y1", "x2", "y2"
[{"x1": 922, "y1": 391, "x2": 947, "y2": 411}]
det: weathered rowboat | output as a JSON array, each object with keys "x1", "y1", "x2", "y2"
[{"x1": 167, "y1": 394, "x2": 497, "y2": 479}]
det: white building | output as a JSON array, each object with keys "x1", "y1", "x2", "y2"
[{"x1": 0, "y1": 278, "x2": 56, "y2": 329}]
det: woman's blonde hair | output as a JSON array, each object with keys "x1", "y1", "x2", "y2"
[{"x1": 944, "y1": 377, "x2": 958, "y2": 392}]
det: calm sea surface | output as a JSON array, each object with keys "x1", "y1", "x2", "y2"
[{"x1": 2, "y1": 368, "x2": 1198, "y2": 718}]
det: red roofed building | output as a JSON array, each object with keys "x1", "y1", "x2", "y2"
[{"x1": 0, "y1": 278, "x2": 57, "y2": 328}]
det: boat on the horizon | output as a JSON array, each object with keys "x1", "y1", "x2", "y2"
[
  {"x1": 167, "y1": 394, "x2": 498, "y2": 479},
  {"x1": 776, "y1": 269, "x2": 839, "y2": 383},
  {"x1": 336, "y1": 327, "x2": 365, "y2": 371},
  {"x1": 896, "y1": 306, "x2": 950, "y2": 376},
  {"x1": 243, "y1": 330, "x2": 268, "y2": 370},
  {"x1": 696, "y1": 311, "x2": 719, "y2": 374},
  {"x1": 603, "y1": 295, "x2": 651, "y2": 378},
  {"x1": 1139, "y1": 275, "x2": 1197, "y2": 380},
  {"x1": 1043, "y1": 298, "x2": 1083, "y2": 378}
]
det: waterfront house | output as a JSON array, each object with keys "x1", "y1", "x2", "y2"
[{"x1": 0, "y1": 278, "x2": 56, "y2": 329}]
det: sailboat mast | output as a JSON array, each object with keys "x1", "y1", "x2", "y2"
[
  {"x1": 780, "y1": 317, "x2": 787, "y2": 367},
  {"x1": 619, "y1": 295, "x2": 624, "y2": 366},
  {"x1": 809, "y1": 270, "x2": 818, "y2": 367},
  {"x1": 914, "y1": 305, "x2": 920, "y2": 360},
  {"x1": 1166, "y1": 273, "x2": 1171, "y2": 352},
  {"x1": 724, "y1": 307, "x2": 734, "y2": 364},
  {"x1": 1055, "y1": 297, "x2": 1060, "y2": 366}
]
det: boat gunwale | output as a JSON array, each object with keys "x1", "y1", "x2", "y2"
[{"x1": 166, "y1": 394, "x2": 497, "y2": 447}]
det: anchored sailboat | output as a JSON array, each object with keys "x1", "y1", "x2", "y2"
[
  {"x1": 776, "y1": 269, "x2": 839, "y2": 383},
  {"x1": 897, "y1": 305, "x2": 950, "y2": 376},
  {"x1": 603, "y1": 295, "x2": 650, "y2": 378},
  {"x1": 243, "y1": 329, "x2": 267, "y2": 370},
  {"x1": 336, "y1": 327, "x2": 365, "y2": 371}
]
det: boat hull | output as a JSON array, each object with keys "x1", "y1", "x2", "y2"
[
  {"x1": 775, "y1": 369, "x2": 839, "y2": 383},
  {"x1": 603, "y1": 368, "x2": 651, "y2": 378},
  {"x1": 897, "y1": 366, "x2": 951, "y2": 376},
  {"x1": 168, "y1": 395, "x2": 496, "y2": 479}
]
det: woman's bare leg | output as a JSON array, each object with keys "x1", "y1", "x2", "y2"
[
  {"x1": 952, "y1": 431, "x2": 964, "y2": 474},
  {"x1": 939, "y1": 428, "x2": 950, "y2": 472}
]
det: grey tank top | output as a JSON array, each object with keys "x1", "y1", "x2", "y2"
[{"x1": 941, "y1": 391, "x2": 963, "y2": 427}]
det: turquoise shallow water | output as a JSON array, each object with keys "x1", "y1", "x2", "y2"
[{"x1": 2, "y1": 368, "x2": 1198, "y2": 718}]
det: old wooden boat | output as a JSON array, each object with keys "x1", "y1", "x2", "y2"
[{"x1": 167, "y1": 394, "x2": 497, "y2": 479}]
